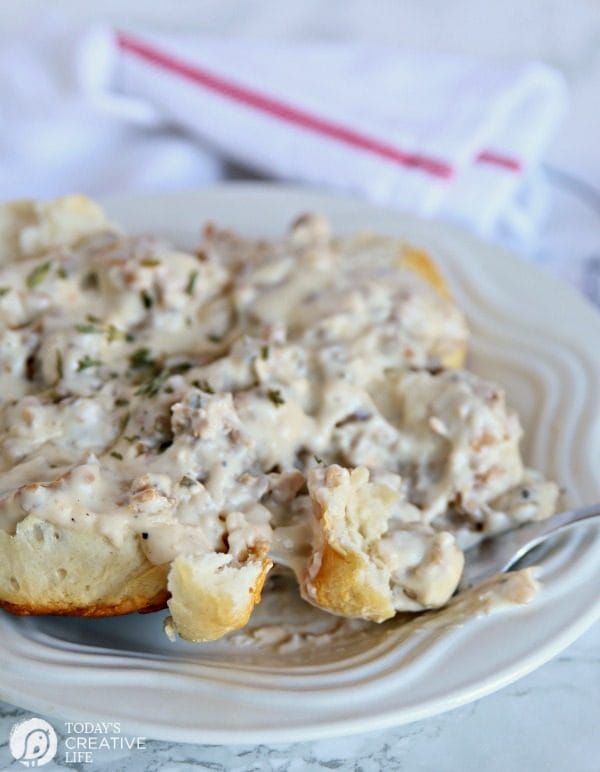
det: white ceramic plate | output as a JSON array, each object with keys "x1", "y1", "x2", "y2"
[{"x1": 1, "y1": 184, "x2": 599, "y2": 744}]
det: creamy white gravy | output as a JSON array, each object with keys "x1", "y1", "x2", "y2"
[{"x1": 0, "y1": 196, "x2": 558, "y2": 620}]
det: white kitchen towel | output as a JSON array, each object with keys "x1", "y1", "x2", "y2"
[
  {"x1": 0, "y1": 21, "x2": 568, "y2": 241},
  {"x1": 0, "y1": 21, "x2": 224, "y2": 201}
]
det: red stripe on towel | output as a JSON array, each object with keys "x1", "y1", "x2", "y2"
[
  {"x1": 477, "y1": 150, "x2": 522, "y2": 171},
  {"x1": 117, "y1": 32, "x2": 455, "y2": 179},
  {"x1": 117, "y1": 33, "x2": 522, "y2": 178}
]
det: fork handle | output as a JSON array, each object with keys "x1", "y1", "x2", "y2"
[
  {"x1": 461, "y1": 502, "x2": 600, "y2": 587},
  {"x1": 536, "y1": 502, "x2": 600, "y2": 539},
  {"x1": 508, "y1": 502, "x2": 600, "y2": 565}
]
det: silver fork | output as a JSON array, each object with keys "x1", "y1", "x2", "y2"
[{"x1": 461, "y1": 503, "x2": 600, "y2": 587}]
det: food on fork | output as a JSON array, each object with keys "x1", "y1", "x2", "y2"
[{"x1": 0, "y1": 195, "x2": 558, "y2": 641}]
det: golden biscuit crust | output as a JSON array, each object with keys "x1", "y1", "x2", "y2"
[{"x1": 0, "y1": 516, "x2": 170, "y2": 618}]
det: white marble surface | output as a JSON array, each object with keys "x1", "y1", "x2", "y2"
[{"x1": 0, "y1": 2, "x2": 599, "y2": 770}]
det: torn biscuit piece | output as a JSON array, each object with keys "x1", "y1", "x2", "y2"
[
  {"x1": 299, "y1": 465, "x2": 464, "y2": 621},
  {"x1": 167, "y1": 551, "x2": 272, "y2": 642}
]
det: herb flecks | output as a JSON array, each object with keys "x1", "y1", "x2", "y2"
[
  {"x1": 129, "y1": 348, "x2": 154, "y2": 369},
  {"x1": 170, "y1": 362, "x2": 192, "y2": 375},
  {"x1": 75, "y1": 323, "x2": 101, "y2": 334},
  {"x1": 107, "y1": 324, "x2": 133, "y2": 343},
  {"x1": 26, "y1": 261, "x2": 51, "y2": 289},
  {"x1": 193, "y1": 379, "x2": 214, "y2": 394},
  {"x1": 77, "y1": 355, "x2": 102, "y2": 372},
  {"x1": 179, "y1": 475, "x2": 196, "y2": 487},
  {"x1": 207, "y1": 333, "x2": 223, "y2": 344},
  {"x1": 135, "y1": 372, "x2": 166, "y2": 397},
  {"x1": 267, "y1": 388, "x2": 285, "y2": 407},
  {"x1": 55, "y1": 350, "x2": 63, "y2": 380},
  {"x1": 140, "y1": 289, "x2": 153, "y2": 309},
  {"x1": 135, "y1": 362, "x2": 192, "y2": 397},
  {"x1": 119, "y1": 413, "x2": 130, "y2": 433},
  {"x1": 260, "y1": 345, "x2": 269, "y2": 360},
  {"x1": 140, "y1": 258, "x2": 161, "y2": 267},
  {"x1": 185, "y1": 270, "x2": 198, "y2": 297},
  {"x1": 110, "y1": 451, "x2": 123, "y2": 460},
  {"x1": 0, "y1": 286, "x2": 11, "y2": 297}
]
